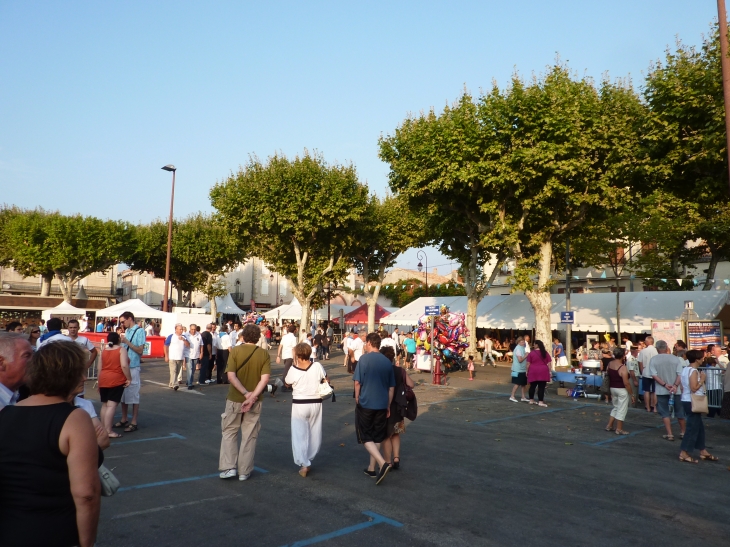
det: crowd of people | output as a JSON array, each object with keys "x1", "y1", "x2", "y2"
[{"x1": 2, "y1": 309, "x2": 730, "y2": 546}]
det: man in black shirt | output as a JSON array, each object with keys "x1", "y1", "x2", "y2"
[{"x1": 199, "y1": 324, "x2": 214, "y2": 385}]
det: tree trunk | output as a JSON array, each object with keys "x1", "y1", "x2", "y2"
[
  {"x1": 55, "y1": 273, "x2": 74, "y2": 303},
  {"x1": 40, "y1": 274, "x2": 52, "y2": 296},
  {"x1": 300, "y1": 299, "x2": 311, "y2": 341},
  {"x1": 209, "y1": 295, "x2": 217, "y2": 323},
  {"x1": 525, "y1": 241, "x2": 553, "y2": 346},
  {"x1": 365, "y1": 282, "x2": 383, "y2": 334},
  {"x1": 616, "y1": 277, "x2": 621, "y2": 343},
  {"x1": 703, "y1": 248, "x2": 719, "y2": 291},
  {"x1": 466, "y1": 295, "x2": 478, "y2": 355},
  {"x1": 177, "y1": 286, "x2": 183, "y2": 306}
]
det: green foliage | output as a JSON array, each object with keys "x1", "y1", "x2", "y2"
[
  {"x1": 210, "y1": 151, "x2": 369, "y2": 325},
  {"x1": 0, "y1": 207, "x2": 133, "y2": 301},
  {"x1": 379, "y1": 278, "x2": 466, "y2": 308},
  {"x1": 638, "y1": 24, "x2": 730, "y2": 288}
]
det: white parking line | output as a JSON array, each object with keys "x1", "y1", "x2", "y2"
[
  {"x1": 111, "y1": 494, "x2": 241, "y2": 519},
  {"x1": 144, "y1": 380, "x2": 205, "y2": 395}
]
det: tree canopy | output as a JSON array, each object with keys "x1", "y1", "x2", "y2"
[{"x1": 210, "y1": 151, "x2": 369, "y2": 330}]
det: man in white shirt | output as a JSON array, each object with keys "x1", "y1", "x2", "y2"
[
  {"x1": 277, "y1": 324, "x2": 298, "y2": 391},
  {"x1": 145, "y1": 322, "x2": 154, "y2": 337},
  {"x1": 348, "y1": 330, "x2": 365, "y2": 372},
  {"x1": 218, "y1": 327, "x2": 232, "y2": 385},
  {"x1": 37, "y1": 317, "x2": 73, "y2": 347},
  {"x1": 638, "y1": 335, "x2": 658, "y2": 412},
  {"x1": 186, "y1": 324, "x2": 203, "y2": 390},
  {"x1": 0, "y1": 332, "x2": 33, "y2": 410},
  {"x1": 342, "y1": 330, "x2": 352, "y2": 368},
  {"x1": 379, "y1": 331, "x2": 397, "y2": 352},
  {"x1": 67, "y1": 319, "x2": 98, "y2": 379},
  {"x1": 164, "y1": 324, "x2": 190, "y2": 390}
]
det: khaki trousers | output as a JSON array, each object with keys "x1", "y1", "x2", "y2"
[
  {"x1": 219, "y1": 399, "x2": 262, "y2": 475},
  {"x1": 169, "y1": 360, "x2": 183, "y2": 387}
]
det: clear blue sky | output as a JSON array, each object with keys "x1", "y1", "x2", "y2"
[{"x1": 0, "y1": 1, "x2": 719, "y2": 270}]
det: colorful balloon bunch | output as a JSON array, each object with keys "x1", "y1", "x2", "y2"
[
  {"x1": 243, "y1": 311, "x2": 265, "y2": 325},
  {"x1": 415, "y1": 305, "x2": 469, "y2": 371}
]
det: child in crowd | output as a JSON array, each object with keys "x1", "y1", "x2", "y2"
[{"x1": 468, "y1": 355, "x2": 475, "y2": 381}]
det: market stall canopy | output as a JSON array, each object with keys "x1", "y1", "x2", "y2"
[
  {"x1": 41, "y1": 301, "x2": 87, "y2": 322},
  {"x1": 480, "y1": 294, "x2": 566, "y2": 330},
  {"x1": 381, "y1": 296, "x2": 470, "y2": 326},
  {"x1": 333, "y1": 303, "x2": 391, "y2": 325},
  {"x1": 202, "y1": 293, "x2": 247, "y2": 315},
  {"x1": 568, "y1": 291, "x2": 730, "y2": 334},
  {"x1": 263, "y1": 302, "x2": 358, "y2": 322},
  {"x1": 95, "y1": 298, "x2": 167, "y2": 319}
]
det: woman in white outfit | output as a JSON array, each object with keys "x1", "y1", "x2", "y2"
[{"x1": 285, "y1": 342, "x2": 328, "y2": 477}]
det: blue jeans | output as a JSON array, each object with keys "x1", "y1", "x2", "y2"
[
  {"x1": 680, "y1": 401, "x2": 705, "y2": 453},
  {"x1": 187, "y1": 359, "x2": 199, "y2": 386},
  {"x1": 199, "y1": 356, "x2": 210, "y2": 383}
]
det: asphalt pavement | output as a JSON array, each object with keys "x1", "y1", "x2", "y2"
[{"x1": 88, "y1": 349, "x2": 730, "y2": 547}]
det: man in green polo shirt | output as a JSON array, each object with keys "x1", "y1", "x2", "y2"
[{"x1": 219, "y1": 324, "x2": 271, "y2": 481}]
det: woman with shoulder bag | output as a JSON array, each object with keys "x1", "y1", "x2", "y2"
[
  {"x1": 379, "y1": 346, "x2": 414, "y2": 470},
  {"x1": 678, "y1": 350, "x2": 718, "y2": 463},
  {"x1": 285, "y1": 343, "x2": 329, "y2": 477}
]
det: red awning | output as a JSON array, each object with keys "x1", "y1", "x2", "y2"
[{"x1": 334, "y1": 303, "x2": 390, "y2": 325}]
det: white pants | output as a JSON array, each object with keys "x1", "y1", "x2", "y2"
[
  {"x1": 610, "y1": 388, "x2": 629, "y2": 421},
  {"x1": 291, "y1": 402, "x2": 322, "y2": 467}
]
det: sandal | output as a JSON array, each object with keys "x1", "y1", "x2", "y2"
[
  {"x1": 700, "y1": 453, "x2": 719, "y2": 462},
  {"x1": 108, "y1": 432, "x2": 123, "y2": 439},
  {"x1": 679, "y1": 455, "x2": 699, "y2": 464},
  {"x1": 605, "y1": 427, "x2": 615, "y2": 432},
  {"x1": 113, "y1": 421, "x2": 128, "y2": 429},
  {"x1": 392, "y1": 457, "x2": 400, "y2": 470},
  {"x1": 124, "y1": 423, "x2": 138, "y2": 433},
  {"x1": 615, "y1": 430, "x2": 630, "y2": 435},
  {"x1": 538, "y1": 402, "x2": 548, "y2": 407},
  {"x1": 662, "y1": 434, "x2": 674, "y2": 441}
]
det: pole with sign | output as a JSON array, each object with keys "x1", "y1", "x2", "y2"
[{"x1": 425, "y1": 305, "x2": 440, "y2": 384}]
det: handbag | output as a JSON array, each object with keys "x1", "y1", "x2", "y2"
[
  {"x1": 402, "y1": 368, "x2": 415, "y2": 402},
  {"x1": 98, "y1": 464, "x2": 120, "y2": 497},
  {"x1": 318, "y1": 378, "x2": 334, "y2": 400},
  {"x1": 690, "y1": 370, "x2": 708, "y2": 414},
  {"x1": 315, "y1": 363, "x2": 334, "y2": 400},
  {"x1": 600, "y1": 372, "x2": 611, "y2": 395}
]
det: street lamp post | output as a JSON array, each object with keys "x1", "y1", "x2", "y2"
[
  {"x1": 417, "y1": 250, "x2": 428, "y2": 296},
  {"x1": 161, "y1": 165, "x2": 176, "y2": 312}
]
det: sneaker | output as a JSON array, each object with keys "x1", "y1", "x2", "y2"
[
  {"x1": 363, "y1": 468, "x2": 377, "y2": 478},
  {"x1": 239, "y1": 473, "x2": 251, "y2": 481},
  {"x1": 270, "y1": 385, "x2": 278, "y2": 397},
  {"x1": 219, "y1": 469, "x2": 236, "y2": 479},
  {"x1": 509, "y1": 396, "x2": 519, "y2": 403},
  {"x1": 375, "y1": 463, "x2": 391, "y2": 485},
  {"x1": 173, "y1": 385, "x2": 179, "y2": 391},
  {"x1": 520, "y1": 398, "x2": 530, "y2": 402},
  {"x1": 187, "y1": 385, "x2": 194, "y2": 390}
]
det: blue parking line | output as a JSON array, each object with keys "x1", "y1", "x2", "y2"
[
  {"x1": 112, "y1": 432, "x2": 186, "y2": 445},
  {"x1": 280, "y1": 511, "x2": 403, "y2": 547},
  {"x1": 472, "y1": 404, "x2": 590, "y2": 425},
  {"x1": 118, "y1": 467, "x2": 269, "y2": 492},
  {"x1": 585, "y1": 423, "x2": 673, "y2": 447}
]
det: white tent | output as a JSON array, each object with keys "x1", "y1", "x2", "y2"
[
  {"x1": 567, "y1": 291, "x2": 730, "y2": 333},
  {"x1": 381, "y1": 296, "x2": 470, "y2": 326},
  {"x1": 41, "y1": 301, "x2": 87, "y2": 322},
  {"x1": 263, "y1": 302, "x2": 358, "y2": 322},
  {"x1": 95, "y1": 299, "x2": 167, "y2": 319},
  {"x1": 202, "y1": 293, "x2": 246, "y2": 315},
  {"x1": 479, "y1": 294, "x2": 566, "y2": 330}
]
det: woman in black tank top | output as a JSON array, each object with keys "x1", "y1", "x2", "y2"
[{"x1": 0, "y1": 341, "x2": 102, "y2": 547}]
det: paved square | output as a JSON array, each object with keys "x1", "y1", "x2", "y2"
[{"x1": 90, "y1": 351, "x2": 730, "y2": 546}]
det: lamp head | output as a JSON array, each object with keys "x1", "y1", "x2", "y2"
[
  {"x1": 161, "y1": 165, "x2": 176, "y2": 172},
  {"x1": 417, "y1": 262, "x2": 423, "y2": 272}
]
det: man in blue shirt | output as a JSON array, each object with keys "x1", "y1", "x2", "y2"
[
  {"x1": 116, "y1": 311, "x2": 146, "y2": 433},
  {"x1": 403, "y1": 332, "x2": 417, "y2": 370},
  {"x1": 353, "y1": 332, "x2": 395, "y2": 485}
]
